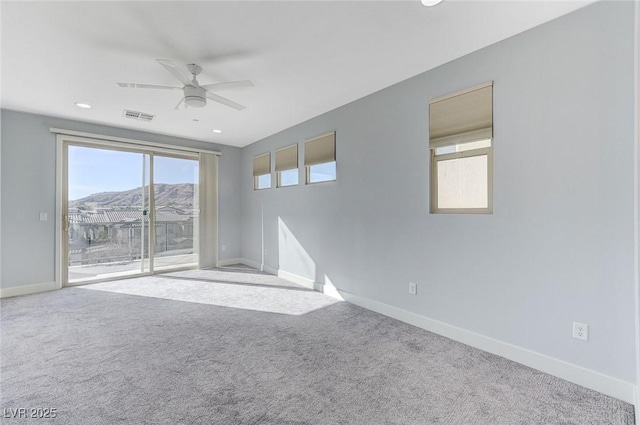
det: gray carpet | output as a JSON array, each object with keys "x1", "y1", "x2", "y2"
[{"x1": 0, "y1": 267, "x2": 634, "y2": 425}]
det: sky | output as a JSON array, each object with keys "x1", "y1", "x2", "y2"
[{"x1": 68, "y1": 146, "x2": 199, "y2": 200}]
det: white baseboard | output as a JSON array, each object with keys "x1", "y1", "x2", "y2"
[
  {"x1": 237, "y1": 258, "x2": 261, "y2": 269},
  {"x1": 240, "y1": 261, "x2": 323, "y2": 292},
  {"x1": 310, "y1": 281, "x2": 343, "y2": 299},
  {"x1": 276, "y1": 270, "x2": 316, "y2": 290},
  {"x1": 217, "y1": 258, "x2": 244, "y2": 267},
  {"x1": 263, "y1": 265, "x2": 277, "y2": 275},
  {"x1": 237, "y1": 258, "x2": 277, "y2": 275},
  {"x1": 320, "y1": 284, "x2": 344, "y2": 300},
  {"x1": 338, "y1": 290, "x2": 635, "y2": 404},
  {"x1": 0, "y1": 281, "x2": 59, "y2": 298}
]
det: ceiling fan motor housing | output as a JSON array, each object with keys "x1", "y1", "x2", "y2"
[{"x1": 184, "y1": 85, "x2": 206, "y2": 108}]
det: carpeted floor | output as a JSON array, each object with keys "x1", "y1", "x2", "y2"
[{"x1": 0, "y1": 266, "x2": 635, "y2": 424}]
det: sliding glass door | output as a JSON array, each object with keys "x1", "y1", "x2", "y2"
[
  {"x1": 64, "y1": 143, "x2": 199, "y2": 284},
  {"x1": 152, "y1": 155, "x2": 199, "y2": 271}
]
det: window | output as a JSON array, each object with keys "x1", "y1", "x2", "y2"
[
  {"x1": 275, "y1": 144, "x2": 299, "y2": 187},
  {"x1": 256, "y1": 174, "x2": 271, "y2": 190},
  {"x1": 308, "y1": 162, "x2": 336, "y2": 184},
  {"x1": 304, "y1": 132, "x2": 336, "y2": 184},
  {"x1": 253, "y1": 152, "x2": 271, "y2": 190},
  {"x1": 429, "y1": 82, "x2": 493, "y2": 214}
]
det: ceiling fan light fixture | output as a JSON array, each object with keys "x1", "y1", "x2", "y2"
[
  {"x1": 185, "y1": 96, "x2": 206, "y2": 108},
  {"x1": 184, "y1": 85, "x2": 206, "y2": 108},
  {"x1": 421, "y1": 0, "x2": 443, "y2": 6}
]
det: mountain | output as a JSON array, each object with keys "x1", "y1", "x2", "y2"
[{"x1": 70, "y1": 183, "x2": 195, "y2": 208}]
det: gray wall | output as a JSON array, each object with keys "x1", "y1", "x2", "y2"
[
  {"x1": 240, "y1": 2, "x2": 636, "y2": 382},
  {"x1": 0, "y1": 110, "x2": 242, "y2": 288}
]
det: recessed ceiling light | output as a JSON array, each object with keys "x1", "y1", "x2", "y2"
[
  {"x1": 193, "y1": 119, "x2": 200, "y2": 122},
  {"x1": 75, "y1": 102, "x2": 92, "y2": 109},
  {"x1": 421, "y1": 0, "x2": 443, "y2": 6},
  {"x1": 212, "y1": 129, "x2": 222, "y2": 134}
]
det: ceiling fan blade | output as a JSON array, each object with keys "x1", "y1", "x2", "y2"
[
  {"x1": 205, "y1": 92, "x2": 246, "y2": 111},
  {"x1": 156, "y1": 59, "x2": 192, "y2": 86},
  {"x1": 174, "y1": 98, "x2": 187, "y2": 110},
  {"x1": 117, "y1": 83, "x2": 181, "y2": 90},
  {"x1": 201, "y1": 80, "x2": 254, "y2": 91}
]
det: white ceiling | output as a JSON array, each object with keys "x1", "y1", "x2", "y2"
[{"x1": 1, "y1": 0, "x2": 593, "y2": 148}]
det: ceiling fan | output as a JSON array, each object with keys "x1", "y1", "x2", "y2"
[{"x1": 117, "y1": 59, "x2": 253, "y2": 111}]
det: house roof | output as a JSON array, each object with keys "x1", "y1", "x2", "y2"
[{"x1": 70, "y1": 210, "x2": 192, "y2": 225}]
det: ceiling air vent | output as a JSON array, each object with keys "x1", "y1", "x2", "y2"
[{"x1": 123, "y1": 110, "x2": 155, "y2": 122}]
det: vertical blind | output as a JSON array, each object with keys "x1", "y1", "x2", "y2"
[
  {"x1": 429, "y1": 82, "x2": 493, "y2": 148},
  {"x1": 304, "y1": 132, "x2": 335, "y2": 166},
  {"x1": 275, "y1": 144, "x2": 298, "y2": 172},
  {"x1": 252, "y1": 152, "x2": 271, "y2": 176}
]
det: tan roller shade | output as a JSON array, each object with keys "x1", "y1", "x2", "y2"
[
  {"x1": 253, "y1": 152, "x2": 270, "y2": 176},
  {"x1": 304, "y1": 132, "x2": 335, "y2": 166},
  {"x1": 429, "y1": 82, "x2": 493, "y2": 148},
  {"x1": 275, "y1": 144, "x2": 298, "y2": 172}
]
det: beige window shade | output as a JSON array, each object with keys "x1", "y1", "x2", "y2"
[
  {"x1": 275, "y1": 144, "x2": 298, "y2": 172},
  {"x1": 429, "y1": 82, "x2": 493, "y2": 148},
  {"x1": 199, "y1": 153, "x2": 218, "y2": 268},
  {"x1": 253, "y1": 152, "x2": 270, "y2": 176},
  {"x1": 304, "y1": 132, "x2": 336, "y2": 166}
]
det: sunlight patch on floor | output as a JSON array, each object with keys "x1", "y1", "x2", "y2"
[{"x1": 78, "y1": 272, "x2": 341, "y2": 315}]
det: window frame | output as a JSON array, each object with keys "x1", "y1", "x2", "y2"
[
  {"x1": 430, "y1": 142, "x2": 493, "y2": 214},
  {"x1": 252, "y1": 152, "x2": 271, "y2": 191},
  {"x1": 304, "y1": 132, "x2": 336, "y2": 185}
]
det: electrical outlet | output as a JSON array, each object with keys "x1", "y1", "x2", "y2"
[
  {"x1": 222, "y1": 245, "x2": 227, "y2": 252},
  {"x1": 573, "y1": 322, "x2": 589, "y2": 341},
  {"x1": 409, "y1": 282, "x2": 417, "y2": 295}
]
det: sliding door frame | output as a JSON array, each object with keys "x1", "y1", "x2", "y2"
[{"x1": 55, "y1": 133, "x2": 218, "y2": 288}]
